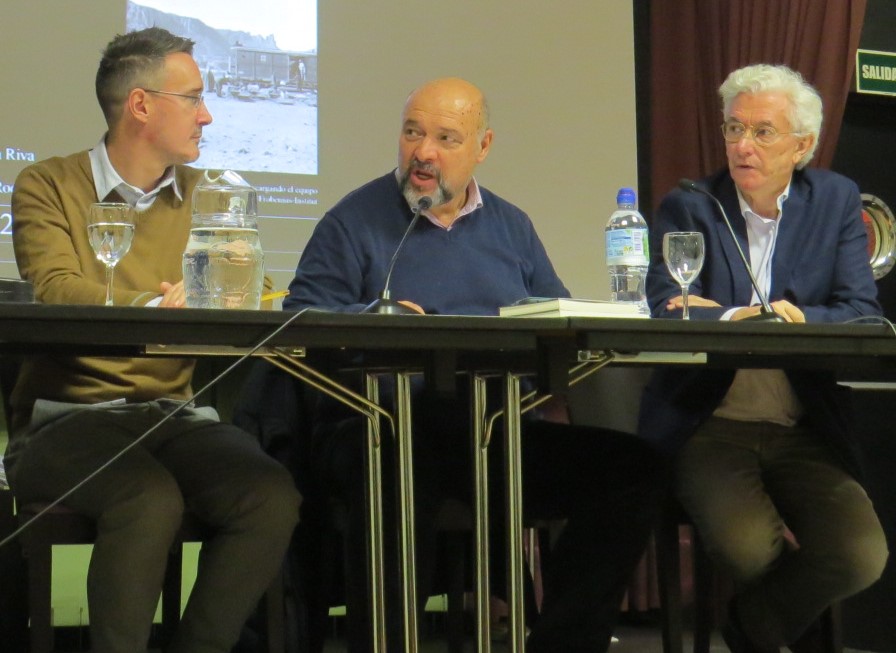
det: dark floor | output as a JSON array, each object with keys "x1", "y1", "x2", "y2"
[
  {"x1": 45, "y1": 617, "x2": 880, "y2": 653},
  {"x1": 316, "y1": 614, "x2": 874, "y2": 653},
  {"x1": 321, "y1": 624, "x2": 719, "y2": 652}
]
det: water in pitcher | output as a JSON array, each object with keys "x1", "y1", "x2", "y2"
[
  {"x1": 183, "y1": 222, "x2": 264, "y2": 309},
  {"x1": 184, "y1": 171, "x2": 265, "y2": 309}
]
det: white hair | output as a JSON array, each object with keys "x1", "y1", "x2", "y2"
[{"x1": 719, "y1": 64, "x2": 822, "y2": 169}]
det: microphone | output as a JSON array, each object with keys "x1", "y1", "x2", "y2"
[
  {"x1": 362, "y1": 196, "x2": 432, "y2": 314},
  {"x1": 677, "y1": 179, "x2": 784, "y2": 322}
]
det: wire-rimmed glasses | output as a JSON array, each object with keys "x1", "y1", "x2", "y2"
[
  {"x1": 720, "y1": 121, "x2": 798, "y2": 147},
  {"x1": 142, "y1": 88, "x2": 205, "y2": 108}
]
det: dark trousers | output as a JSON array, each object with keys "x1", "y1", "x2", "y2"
[
  {"x1": 313, "y1": 389, "x2": 666, "y2": 653},
  {"x1": 6, "y1": 402, "x2": 301, "y2": 653}
]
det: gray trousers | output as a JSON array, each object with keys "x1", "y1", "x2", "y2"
[
  {"x1": 6, "y1": 401, "x2": 301, "y2": 653},
  {"x1": 675, "y1": 416, "x2": 888, "y2": 650}
]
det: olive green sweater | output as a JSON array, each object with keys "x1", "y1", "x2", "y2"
[{"x1": 9, "y1": 151, "x2": 200, "y2": 432}]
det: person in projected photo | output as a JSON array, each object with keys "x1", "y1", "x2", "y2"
[
  {"x1": 282, "y1": 77, "x2": 665, "y2": 653},
  {"x1": 639, "y1": 64, "x2": 888, "y2": 653},
  {"x1": 4, "y1": 27, "x2": 299, "y2": 653}
]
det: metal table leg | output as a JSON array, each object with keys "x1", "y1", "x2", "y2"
[
  {"x1": 472, "y1": 374, "x2": 492, "y2": 653},
  {"x1": 364, "y1": 374, "x2": 387, "y2": 653},
  {"x1": 503, "y1": 373, "x2": 526, "y2": 653},
  {"x1": 393, "y1": 371, "x2": 419, "y2": 652}
]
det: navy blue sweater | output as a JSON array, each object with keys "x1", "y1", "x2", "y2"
[{"x1": 285, "y1": 172, "x2": 568, "y2": 315}]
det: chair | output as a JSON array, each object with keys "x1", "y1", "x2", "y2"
[
  {"x1": 0, "y1": 485, "x2": 28, "y2": 652},
  {"x1": 0, "y1": 356, "x2": 285, "y2": 653},
  {"x1": 656, "y1": 497, "x2": 843, "y2": 653}
]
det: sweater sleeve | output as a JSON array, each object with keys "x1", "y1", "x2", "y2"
[
  {"x1": 284, "y1": 211, "x2": 370, "y2": 313},
  {"x1": 523, "y1": 214, "x2": 570, "y2": 299}
]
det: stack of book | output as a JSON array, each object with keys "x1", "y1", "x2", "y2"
[{"x1": 499, "y1": 297, "x2": 649, "y2": 318}]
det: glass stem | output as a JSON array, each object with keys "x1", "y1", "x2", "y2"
[
  {"x1": 105, "y1": 265, "x2": 115, "y2": 306},
  {"x1": 681, "y1": 283, "x2": 690, "y2": 320}
]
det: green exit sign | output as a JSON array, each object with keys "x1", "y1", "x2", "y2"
[{"x1": 857, "y1": 49, "x2": 896, "y2": 96}]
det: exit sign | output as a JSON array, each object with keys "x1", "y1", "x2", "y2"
[{"x1": 857, "y1": 49, "x2": 896, "y2": 96}]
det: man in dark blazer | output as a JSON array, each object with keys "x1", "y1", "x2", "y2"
[{"x1": 639, "y1": 64, "x2": 888, "y2": 653}]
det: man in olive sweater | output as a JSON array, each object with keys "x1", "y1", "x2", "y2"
[{"x1": 4, "y1": 28, "x2": 299, "y2": 653}]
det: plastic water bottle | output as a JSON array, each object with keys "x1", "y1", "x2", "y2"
[
  {"x1": 183, "y1": 170, "x2": 265, "y2": 309},
  {"x1": 605, "y1": 187, "x2": 649, "y2": 313}
]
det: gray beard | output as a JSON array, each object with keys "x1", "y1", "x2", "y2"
[{"x1": 399, "y1": 168, "x2": 452, "y2": 209}]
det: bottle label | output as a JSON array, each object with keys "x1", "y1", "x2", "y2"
[{"x1": 606, "y1": 228, "x2": 648, "y2": 265}]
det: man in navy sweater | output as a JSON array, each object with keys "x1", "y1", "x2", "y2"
[{"x1": 284, "y1": 77, "x2": 663, "y2": 653}]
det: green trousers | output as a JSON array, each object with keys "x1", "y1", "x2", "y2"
[{"x1": 676, "y1": 416, "x2": 888, "y2": 650}]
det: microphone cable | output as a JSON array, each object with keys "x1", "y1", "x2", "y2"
[
  {"x1": 844, "y1": 314, "x2": 896, "y2": 337},
  {"x1": 0, "y1": 306, "x2": 311, "y2": 550}
]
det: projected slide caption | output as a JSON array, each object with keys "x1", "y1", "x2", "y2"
[
  {"x1": 1, "y1": 146, "x2": 36, "y2": 163},
  {"x1": 256, "y1": 184, "x2": 319, "y2": 206}
]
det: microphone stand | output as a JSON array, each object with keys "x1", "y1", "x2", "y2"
[
  {"x1": 678, "y1": 179, "x2": 785, "y2": 322},
  {"x1": 363, "y1": 196, "x2": 432, "y2": 314}
]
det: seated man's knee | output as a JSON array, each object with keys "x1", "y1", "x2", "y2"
[
  {"x1": 831, "y1": 527, "x2": 889, "y2": 596},
  {"x1": 105, "y1": 468, "x2": 185, "y2": 538},
  {"x1": 252, "y1": 463, "x2": 302, "y2": 531},
  {"x1": 706, "y1": 524, "x2": 783, "y2": 583}
]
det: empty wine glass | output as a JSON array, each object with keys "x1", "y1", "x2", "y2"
[
  {"x1": 663, "y1": 231, "x2": 705, "y2": 320},
  {"x1": 87, "y1": 202, "x2": 136, "y2": 306}
]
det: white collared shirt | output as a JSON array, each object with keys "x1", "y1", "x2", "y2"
[
  {"x1": 88, "y1": 135, "x2": 181, "y2": 210},
  {"x1": 737, "y1": 183, "x2": 789, "y2": 306}
]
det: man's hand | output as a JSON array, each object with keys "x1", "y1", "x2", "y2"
[
  {"x1": 158, "y1": 281, "x2": 186, "y2": 308},
  {"x1": 398, "y1": 300, "x2": 425, "y2": 314},
  {"x1": 732, "y1": 299, "x2": 804, "y2": 323},
  {"x1": 666, "y1": 295, "x2": 721, "y2": 311}
]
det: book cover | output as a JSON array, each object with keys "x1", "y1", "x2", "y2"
[{"x1": 499, "y1": 298, "x2": 649, "y2": 318}]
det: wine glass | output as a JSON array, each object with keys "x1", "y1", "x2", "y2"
[
  {"x1": 87, "y1": 202, "x2": 136, "y2": 306},
  {"x1": 663, "y1": 231, "x2": 705, "y2": 320}
]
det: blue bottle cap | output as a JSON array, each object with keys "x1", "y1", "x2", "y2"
[{"x1": 616, "y1": 187, "x2": 637, "y2": 205}]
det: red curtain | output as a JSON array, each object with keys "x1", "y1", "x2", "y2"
[{"x1": 648, "y1": 0, "x2": 867, "y2": 213}]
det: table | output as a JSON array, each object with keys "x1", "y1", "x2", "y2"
[
  {"x1": 0, "y1": 304, "x2": 564, "y2": 653},
  {"x1": 3, "y1": 303, "x2": 896, "y2": 653}
]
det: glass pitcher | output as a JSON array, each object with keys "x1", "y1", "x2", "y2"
[{"x1": 183, "y1": 170, "x2": 264, "y2": 309}]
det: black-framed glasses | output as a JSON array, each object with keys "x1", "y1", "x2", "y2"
[
  {"x1": 720, "y1": 120, "x2": 798, "y2": 147},
  {"x1": 143, "y1": 88, "x2": 205, "y2": 109}
]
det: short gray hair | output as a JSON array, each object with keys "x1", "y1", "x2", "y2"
[{"x1": 719, "y1": 64, "x2": 822, "y2": 169}]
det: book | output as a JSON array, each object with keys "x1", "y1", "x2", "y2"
[{"x1": 499, "y1": 297, "x2": 649, "y2": 318}]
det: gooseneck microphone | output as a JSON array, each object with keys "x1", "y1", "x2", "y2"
[
  {"x1": 677, "y1": 179, "x2": 784, "y2": 322},
  {"x1": 363, "y1": 196, "x2": 432, "y2": 314}
]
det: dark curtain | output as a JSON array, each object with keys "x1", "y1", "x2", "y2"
[{"x1": 648, "y1": 0, "x2": 867, "y2": 213}]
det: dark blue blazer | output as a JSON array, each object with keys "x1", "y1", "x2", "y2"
[{"x1": 637, "y1": 168, "x2": 881, "y2": 477}]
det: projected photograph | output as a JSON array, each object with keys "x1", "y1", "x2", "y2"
[{"x1": 127, "y1": 0, "x2": 318, "y2": 175}]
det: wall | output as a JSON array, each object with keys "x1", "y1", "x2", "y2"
[{"x1": 0, "y1": 0, "x2": 640, "y2": 300}]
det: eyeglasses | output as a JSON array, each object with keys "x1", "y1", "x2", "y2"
[
  {"x1": 720, "y1": 121, "x2": 798, "y2": 147},
  {"x1": 142, "y1": 89, "x2": 205, "y2": 109}
]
